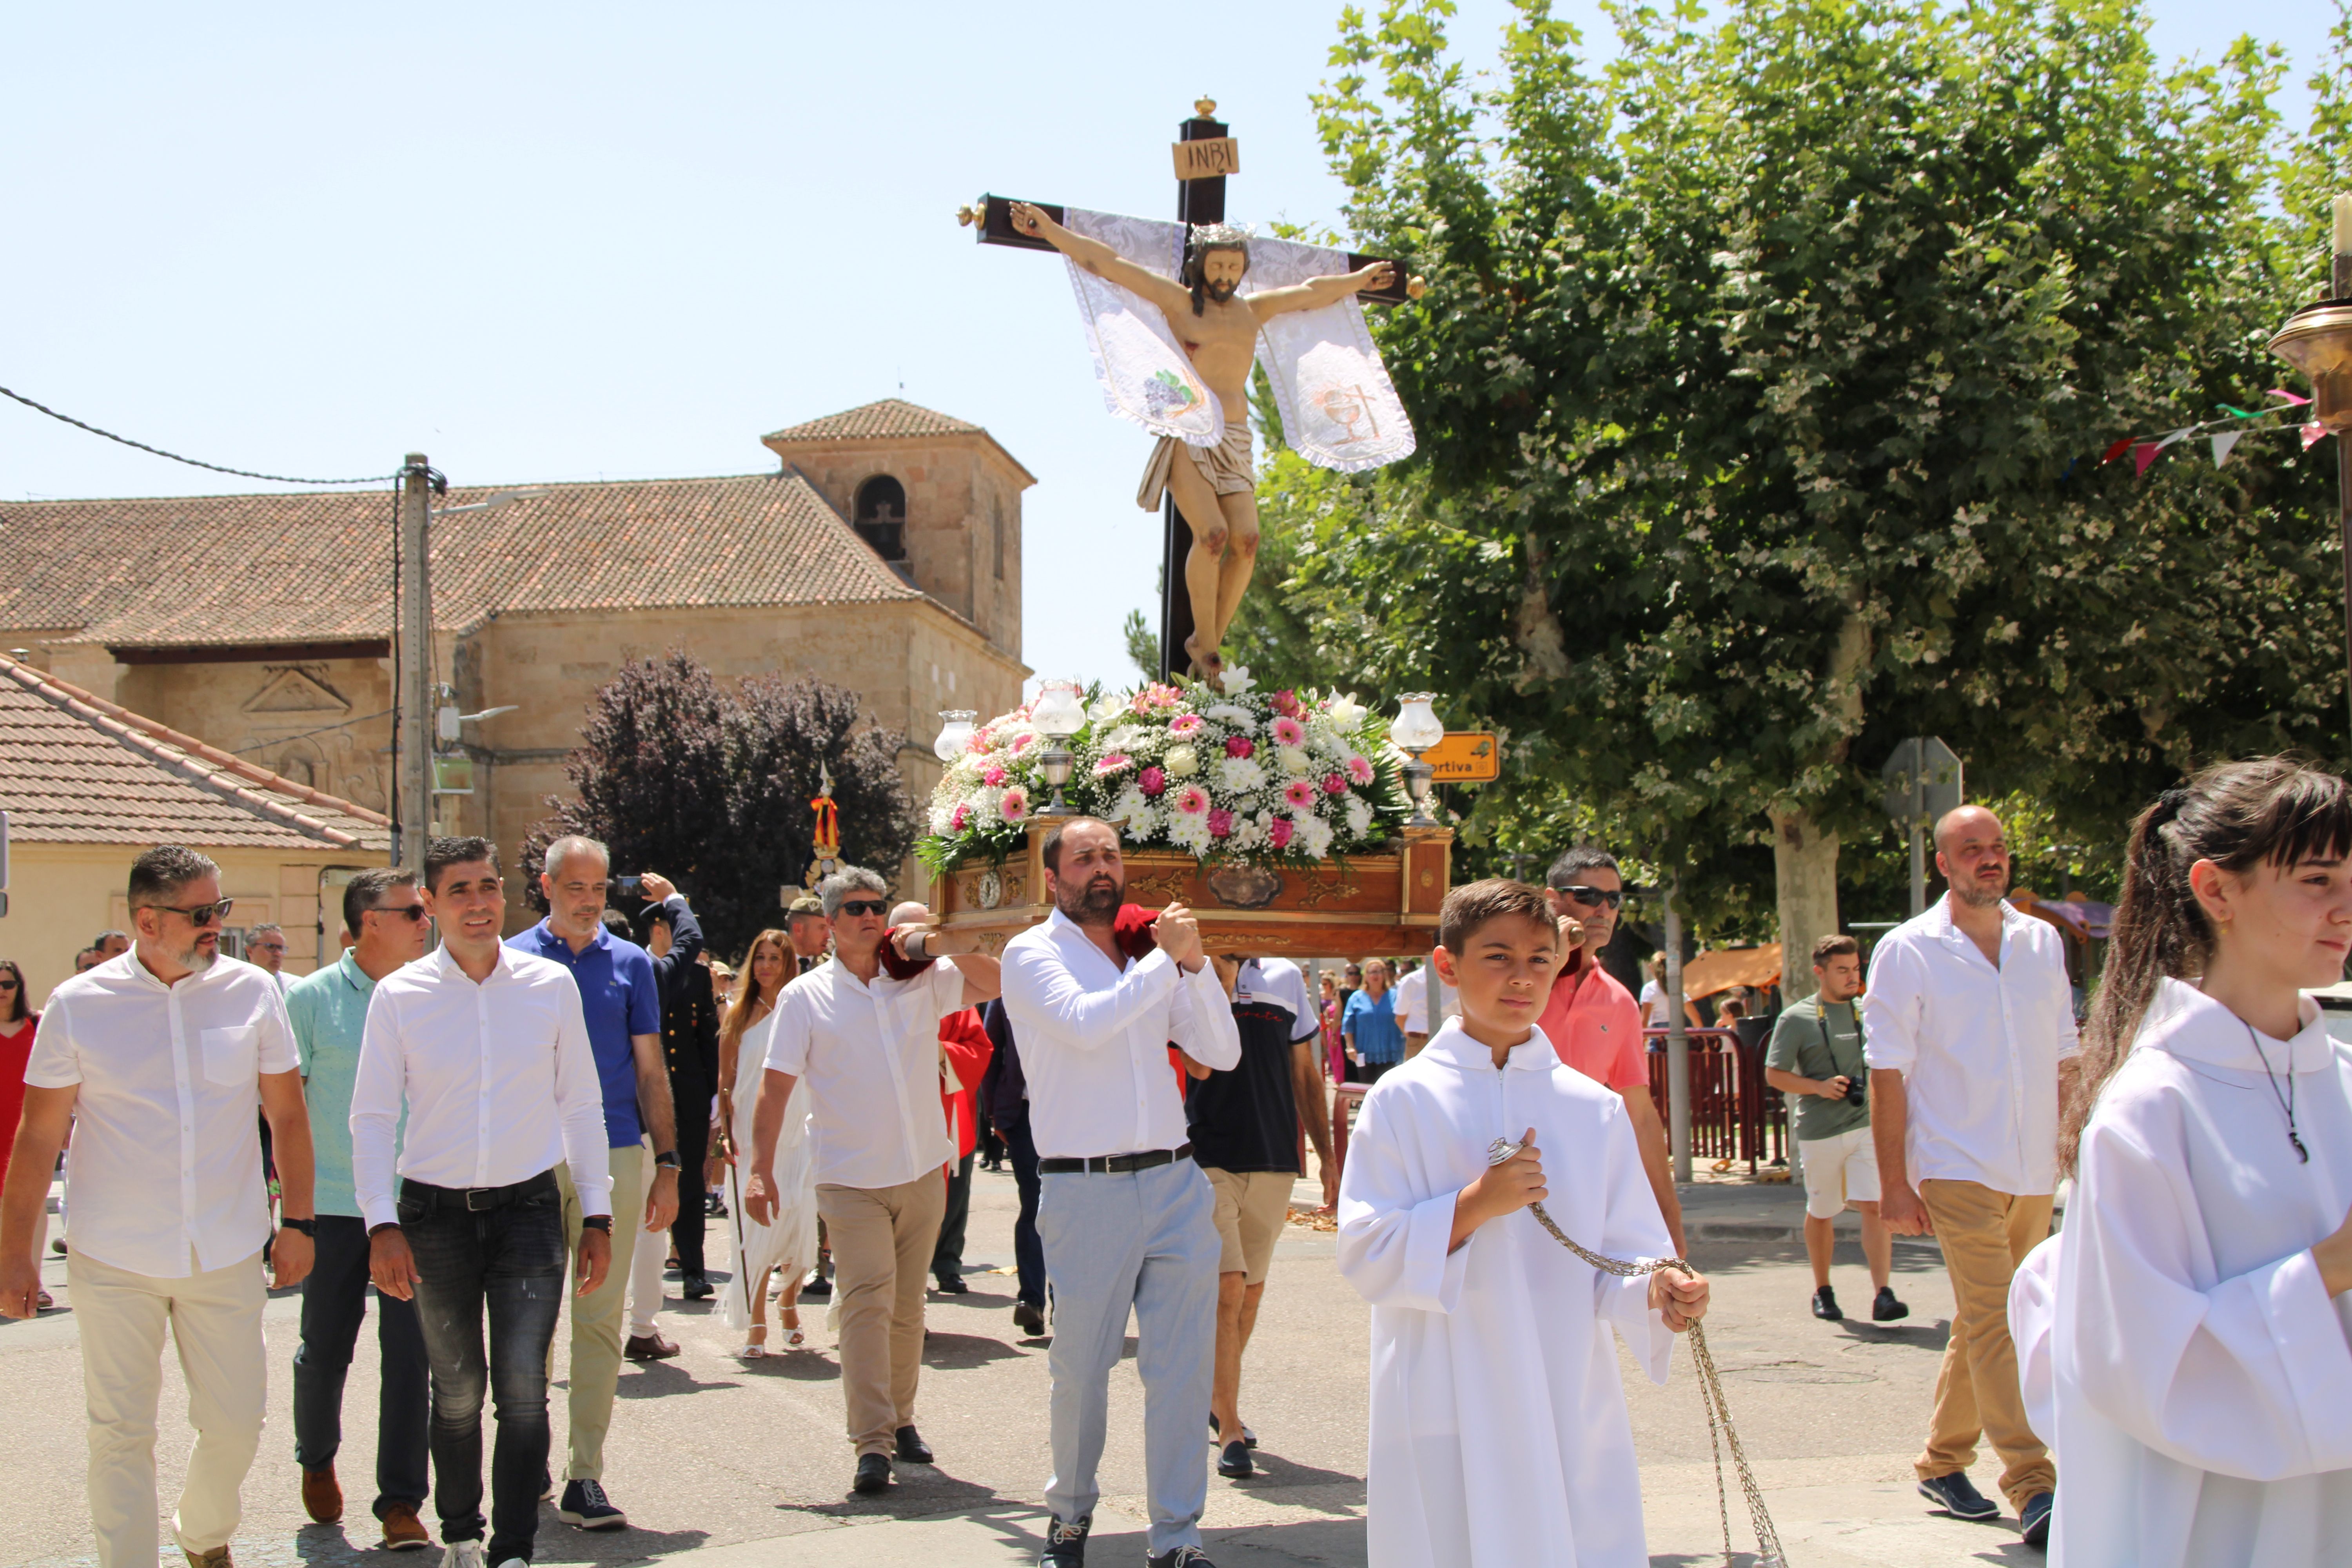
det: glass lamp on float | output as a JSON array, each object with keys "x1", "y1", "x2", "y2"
[
  {"x1": 1030, "y1": 680, "x2": 1087, "y2": 817},
  {"x1": 1391, "y1": 693, "x2": 1445, "y2": 829},
  {"x1": 934, "y1": 710, "x2": 977, "y2": 763}
]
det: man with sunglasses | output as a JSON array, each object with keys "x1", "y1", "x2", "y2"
[
  {"x1": 284, "y1": 867, "x2": 434, "y2": 1548},
  {"x1": 743, "y1": 867, "x2": 1002, "y2": 1497},
  {"x1": 0, "y1": 846, "x2": 317, "y2": 1568},
  {"x1": 1539, "y1": 848, "x2": 1686, "y2": 1255}
]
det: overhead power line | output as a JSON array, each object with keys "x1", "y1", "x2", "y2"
[{"x1": 0, "y1": 383, "x2": 396, "y2": 488}]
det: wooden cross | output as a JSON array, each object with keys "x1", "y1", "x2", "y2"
[{"x1": 961, "y1": 101, "x2": 1408, "y2": 680}]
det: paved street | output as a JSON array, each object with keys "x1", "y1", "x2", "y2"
[{"x1": 6, "y1": 1169, "x2": 2047, "y2": 1567}]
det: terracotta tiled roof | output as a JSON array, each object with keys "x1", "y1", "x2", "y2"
[
  {"x1": 0, "y1": 469, "x2": 920, "y2": 652},
  {"x1": 762, "y1": 399, "x2": 985, "y2": 444},
  {"x1": 0, "y1": 654, "x2": 393, "y2": 850}
]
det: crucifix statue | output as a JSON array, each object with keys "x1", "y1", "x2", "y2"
[{"x1": 962, "y1": 102, "x2": 1421, "y2": 682}]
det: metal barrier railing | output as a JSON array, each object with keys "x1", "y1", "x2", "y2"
[{"x1": 1643, "y1": 1027, "x2": 1788, "y2": 1174}]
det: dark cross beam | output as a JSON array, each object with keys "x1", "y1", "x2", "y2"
[{"x1": 967, "y1": 106, "x2": 1406, "y2": 680}]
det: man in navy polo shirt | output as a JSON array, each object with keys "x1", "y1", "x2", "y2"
[{"x1": 507, "y1": 837, "x2": 683, "y2": 1532}]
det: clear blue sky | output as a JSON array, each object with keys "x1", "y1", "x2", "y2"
[{"x1": 2, "y1": 0, "x2": 2337, "y2": 728}]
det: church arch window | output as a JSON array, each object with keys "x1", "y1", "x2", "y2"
[{"x1": 854, "y1": 475, "x2": 908, "y2": 561}]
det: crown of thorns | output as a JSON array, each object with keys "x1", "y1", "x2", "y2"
[{"x1": 1188, "y1": 222, "x2": 1254, "y2": 250}]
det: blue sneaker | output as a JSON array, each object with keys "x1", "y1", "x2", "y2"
[
  {"x1": 1918, "y1": 1471, "x2": 2000, "y2": 1520},
  {"x1": 2019, "y1": 1490, "x2": 2053, "y2": 1547},
  {"x1": 557, "y1": 1478, "x2": 627, "y2": 1529}
]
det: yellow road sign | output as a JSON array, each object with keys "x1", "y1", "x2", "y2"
[{"x1": 1423, "y1": 731, "x2": 1500, "y2": 783}]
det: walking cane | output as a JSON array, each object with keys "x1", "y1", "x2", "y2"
[{"x1": 719, "y1": 1116, "x2": 755, "y2": 1332}]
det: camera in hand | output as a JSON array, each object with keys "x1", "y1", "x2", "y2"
[
  {"x1": 1843, "y1": 1074, "x2": 1868, "y2": 1106},
  {"x1": 615, "y1": 874, "x2": 643, "y2": 897}
]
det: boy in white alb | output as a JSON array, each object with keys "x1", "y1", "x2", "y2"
[{"x1": 1337, "y1": 879, "x2": 1708, "y2": 1568}]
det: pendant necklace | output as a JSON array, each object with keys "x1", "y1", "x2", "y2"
[{"x1": 2244, "y1": 1021, "x2": 2310, "y2": 1165}]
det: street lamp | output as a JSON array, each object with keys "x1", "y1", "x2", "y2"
[
  {"x1": 1030, "y1": 680, "x2": 1085, "y2": 817},
  {"x1": 934, "y1": 710, "x2": 977, "y2": 762},
  {"x1": 2268, "y1": 194, "x2": 2352, "y2": 740},
  {"x1": 1391, "y1": 693, "x2": 1445, "y2": 828}
]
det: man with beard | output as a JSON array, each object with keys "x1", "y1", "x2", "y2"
[
  {"x1": 1007, "y1": 201, "x2": 1394, "y2": 679},
  {"x1": 0, "y1": 846, "x2": 317, "y2": 1568},
  {"x1": 1000, "y1": 818, "x2": 1241, "y2": 1568},
  {"x1": 1864, "y1": 806, "x2": 2076, "y2": 1539}
]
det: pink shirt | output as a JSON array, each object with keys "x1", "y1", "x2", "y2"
[{"x1": 1537, "y1": 958, "x2": 1648, "y2": 1090}]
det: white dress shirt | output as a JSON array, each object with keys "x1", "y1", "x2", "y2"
[
  {"x1": 350, "y1": 943, "x2": 613, "y2": 1231},
  {"x1": 1000, "y1": 909, "x2": 1243, "y2": 1159},
  {"x1": 1862, "y1": 893, "x2": 2079, "y2": 1195},
  {"x1": 1394, "y1": 964, "x2": 1455, "y2": 1034},
  {"x1": 764, "y1": 956, "x2": 962, "y2": 1190},
  {"x1": 23, "y1": 951, "x2": 299, "y2": 1278}
]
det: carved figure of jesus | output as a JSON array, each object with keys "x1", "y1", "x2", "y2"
[{"x1": 1009, "y1": 201, "x2": 1394, "y2": 679}]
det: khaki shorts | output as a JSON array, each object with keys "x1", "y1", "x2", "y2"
[
  {"x1": 1204, "y1": 1166, "x2": 1293, "y2": 1285},
  {"x1": 1798, "y1": 1125, "x2": 1880, "y2": 1220}
]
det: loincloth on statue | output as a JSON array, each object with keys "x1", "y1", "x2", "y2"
[{"x1": 1136, "y1": 421, "x2": 1256, "y2": 510}]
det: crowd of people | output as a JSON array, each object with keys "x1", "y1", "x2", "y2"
[{"x1": 5, "y1": 754, "x2": 2352, "y2": 1567}]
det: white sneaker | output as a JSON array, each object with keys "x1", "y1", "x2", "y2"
[{"x1": 438, "y1": 1544, "x2": 486, "y2": 1568}]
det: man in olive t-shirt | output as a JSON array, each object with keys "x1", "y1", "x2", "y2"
[{"x1": 1764, "y1": 934, "x2": 1907, "y2": 1323}]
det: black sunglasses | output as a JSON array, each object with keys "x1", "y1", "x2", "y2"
[
  {"x1": 0, "y1": 978, "x2": 17, "y2": 989},
  {"x1": 365, "y1": 904, "x2": 431, "y2": 923},
  {"x1": 156, "y1": 898, "x2": 235, "y2": 926},
  {"x1": 835, "y1": 899, "x2": 889, "y2": 919},
  {"x1": 1552, "y1": 884, "x2": 1624, "y2": 911}
]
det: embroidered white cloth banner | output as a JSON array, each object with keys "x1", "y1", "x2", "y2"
[{"x1": 1057, "y1": 207, "x2": 1416, "y2": 472}]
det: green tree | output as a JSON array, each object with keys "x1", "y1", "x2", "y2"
[{"x1": 1287, "y1": 0, "x2": 2344, "y2": 980}]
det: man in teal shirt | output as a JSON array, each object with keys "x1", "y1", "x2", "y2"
[
  {"x1": 287, "y1": 867, "x2": 434, "y2": 1548},
  {"x1": 1764, "y1": 933, "x2": 1907, "y2": 1324}
]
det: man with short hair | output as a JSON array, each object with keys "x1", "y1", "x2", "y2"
[
  {"x1": 93, "y1": 930, "x2": 131, "y2": 963},
  {"x1": 1865, "y1": 806, "x2": 2074, "y2": 1543},
  {"x1": 0, "y1": 846, "x2": 317, "y2": 1568},
  {"x1": 1539, "y1": 846, "x2": 1686, "y2": 1255},
  {"x1": 1193, "y1": 953, "x2": 1336, "y2": 1481},
  {"x1": 622, "y1": 890, "x2": 719, "y2": 1358},
  {"x1": 287, "y1": 867, "x2": 434, "y2": 1548},
  {"x1": 745, "y1": 868, "x2": 1001, "y2": 1496},
  {"x1": 355, "y1": 837, "x2": 613, "y2": 1568},
  {"x1": 1765, "y1": 933, "x2": 1906, "y2": 1326},
  {"x1": 786, "y1": 895, "x2": 831, "y2": 975},
  {"x1": 246, "y1": 924, "x2": 289, "y2": 989},
  {"x1": 1000, "y1": 817, "x2": 1241, "y2": 1568},
  {"x1": 506, "y1": 838, "x2": 681, "y2": 1531},
  {"x1": 74, "y1": 947, "x2": 102, "y2": 974}
]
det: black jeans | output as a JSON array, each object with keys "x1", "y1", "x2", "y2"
[
  {"x1": 1002, "y1": 1113, "x2": 1045, "y2": 1308},
  {"x1": 932, "y1": 1151, "x2": 975, "y2": 1283},
  {"x1": 670, "y1": 1070, "x2": 710, "y2": 1278},
  {"x1": 400, "y1": 1171, "x2": 567, "y2": 1564},
  {"x1": 294, "y1": 1216, "x2": 430, "y2": 1516}
]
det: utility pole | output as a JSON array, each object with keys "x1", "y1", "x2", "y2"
[
  {"x1": 395, "y1": 454, "x2": 432, "y2": 875},
  {"x1": 1663, "y1": 873, "x2": 1692, "y2": 1184}
]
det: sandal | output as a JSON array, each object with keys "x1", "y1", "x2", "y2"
[
  {"x1": 781, "y1": 1310, "x2": 805, "y2": 1348},
  {"x1": 737, "y1": 1328, "x2": 769, "y2": 1360},
  {"x1": 35, "y1": 1290, "x2": 52, "y2": 1311}
]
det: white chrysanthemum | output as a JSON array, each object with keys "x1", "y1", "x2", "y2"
[
  {"x1": 1219, "y1": 756, "x2": 1267, "y2": 794},
  {"x1": 1100, "y1": 724, "x2": 1150, "y2": 753},
  {"x1": 1299, "y1": 815, "x2": 1336, "y2": 859},
  {"x1": 1203, "y1": 703, "x2": 1254, "y2": 728},
  {"x1": 1275, "y1": 745, "x2": 1311, "y2": 776},
  {"x1": 1345, "y1": 797, "x2": 1374, "y2": 837},
  {"x1": 1163, "y1": 744, "x2": 1201, "y2": 778},
  {"x1": 1169, "y1": 814, "x2": 1213, "y2": 855},
  {"x1": 973, "y1": 786, "x2": 1005, "y2": 822}
]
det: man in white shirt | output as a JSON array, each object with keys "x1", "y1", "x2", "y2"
[
  {"x1": 353, "y1": 837, "x2": 615, "y2": 1568},
  {"x1": 1392, "y1": 955, "x2": 1454, "y2": 1058},
  {"x1": 1864, "y1": 806, "x2": 2076, "y2": 1542},
  {"x1": 743, "y1": 867, "x2": 1001, "y2": 1498},
  {"x1": 0, "y1": 846, "x2": 318, "y2": 1568},
  {"x1": 1000, "y1": 817, "x2": 1242, "y2": 1568}
]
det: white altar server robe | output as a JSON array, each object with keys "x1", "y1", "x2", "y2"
[
  {"x1": 1336, "y1": 1019, "x2": 1676, "y2": 1568},
  {"x1": 2031, "y1": 977, "x2": 2352, "y2": 1567}
]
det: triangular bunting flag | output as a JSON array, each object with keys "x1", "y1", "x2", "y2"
[
  {"x1": 2133, "y1": 428, "x2": 2190, "y2": 477},
  {"x1": 2211, "y1": 431, "x2": 2242, "y2": 466},
  {"x1": 2101, "y1": 436, "x2": 2135, "y2": 465},
  {"x1": 2305, "y1": 421, "x2": 2329, "y2": 451},
  {"x1": 2216, "y1": 404, "x2": 2259, "y2": 419},
  {"x1": 2270, "y1": 388, "x2": 2316, "y2": 407}
]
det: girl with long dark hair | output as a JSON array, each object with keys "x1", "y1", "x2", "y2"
[
  {"x1": 2019, "y1": 758, "x2": 2352, "y2": 1565},
  {"x1": 0, "y1": 960, "x2": 49, "y2": 1308},
  {"x1": 716, "y1": 930, "x2": 817, "y2": 1357}
]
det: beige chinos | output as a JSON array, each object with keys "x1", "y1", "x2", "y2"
[
  {"x1": 818, "y1": 1174, "x2": 947, "y2": 1456},
  {"x1": 556, "y1": 1144, "x2": 646, "y2": 1480}
]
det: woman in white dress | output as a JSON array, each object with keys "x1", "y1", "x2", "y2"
[
  {"x1": 2025, "y1": 757, "x2": 2352, "y2": 1566},
  {"x1": 718, "y1": 929, "x2": 818, "y2": 1357}
]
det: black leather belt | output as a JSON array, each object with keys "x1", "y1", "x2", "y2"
[
  {"x1": 399, "y1": 1169, "x2": 559, "y2": 1213},
  {"x1": 1039, "y1": 1143, "x2": 1191, "y2": 1176}
]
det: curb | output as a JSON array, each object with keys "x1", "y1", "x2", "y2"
[{"x1": 1690, "y1": 1218, "x2": 1944, "y2": 1248}]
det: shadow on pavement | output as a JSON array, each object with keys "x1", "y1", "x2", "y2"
[
  {"x1": 615, "y1": 1360, "x2": 745, "y2": 1398},
  {"x1": 774, "y1": 1470, "x2": 1007, "y2": 1521},
  {"x1": 922, "y1": 1330, "x2": 1029, "y2": 1370}
]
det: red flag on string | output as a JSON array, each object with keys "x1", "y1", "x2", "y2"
[{"x1": 2100, "y1": 436, "x2": 2135, "y2": 465}]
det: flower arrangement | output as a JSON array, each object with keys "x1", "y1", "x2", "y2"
[{"x1": 916, "y1": 667, "x2": 1408, "y2": 875}]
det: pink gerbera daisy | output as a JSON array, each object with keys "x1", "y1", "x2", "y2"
[
  {"x1": 999, "y1": 786, "x2": 1029, "y2": 822},
  {"x1": 1093, "y1": 753, "x2": 1133, "y2": 777},
  {"x1": 1173, "y1": 785, "x2": 1211, "y2": 816},
  {"x1": 1283, "y1": 779, "x2": 1318, "y2": 809},
  {"x1": 1169, "y1": 713, "x2": 1205, "y2": 736},
  {"x1": 1344, "y1": 755, "x2": 1376, "y2": 786},
  {"x1": 1271, "y1": 715, "x2": 1306, "y2": 747},
  {"x1": 1010, "y1": 732, "x2": 1038, "y2": 754}
]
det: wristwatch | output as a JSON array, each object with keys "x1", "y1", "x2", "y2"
[
  {"x1": 279, "y1": 1216, "x2": 316, "y2": 1238},
  {"x1": 653, "y1": 1150, "x2": 682, "y2": 1172},
  {"x1": 580, "y1": 1215, "x2": 613, "y2": 1233}
]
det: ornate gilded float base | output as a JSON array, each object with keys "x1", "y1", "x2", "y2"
[{"x1": 935, "y1": 823, "x2": 1453, "y2": 957}]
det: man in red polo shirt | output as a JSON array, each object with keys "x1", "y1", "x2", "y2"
[{"x1": 1535, "y1": 846, "x2": 1686, "y2": 1254}]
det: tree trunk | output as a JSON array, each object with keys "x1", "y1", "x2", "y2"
[{"x1": 1773, "y1": 608, "x2": 1872, "y2": 1002}]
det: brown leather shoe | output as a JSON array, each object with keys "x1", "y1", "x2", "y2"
[
  {"x1": 378, "y1": 1501, "x2": 431, "y2": 1551},
  {"x1": 183, "y1": 1548, "x2": 232, "y2": 1568},
  {"x1": 301, "y1": 1466, "x2": 343, "y2": 1523},
  {"x1": 623, "y1": 1331, "x2": 679, "y2": 1361}
]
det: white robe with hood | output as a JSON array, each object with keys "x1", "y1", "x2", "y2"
[
  {"x1": 1336, "y1": 1018, "x2": 1676, "y2": 1568},
  {"x1": 2009, "y1": 977, "x2": 2352, "y2": 1566}
]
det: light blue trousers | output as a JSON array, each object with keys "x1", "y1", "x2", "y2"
[{"x1": 1037, "y1": 1156, "x2": 1220, "y2": 1555}]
